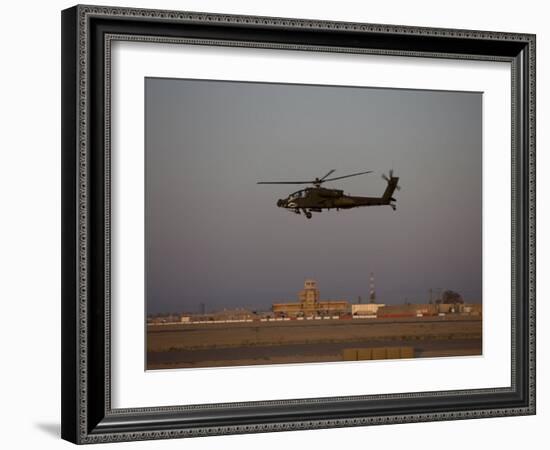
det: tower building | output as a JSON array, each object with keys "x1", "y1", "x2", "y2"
[{"x1": 272, "y1": 279, "x2": 349, "y2": 317}]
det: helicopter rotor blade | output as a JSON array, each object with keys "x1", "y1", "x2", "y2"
[
  {"x1": 259, "y1": 170, "x2": 372, "y2": 185},
  {"x1": 322, "y1": 170, "x2": 372, "y2": 182},
  {"x1": 319, "y1": 169, "x2": 335, "y2": 181},
  {"x1": 257, "y1": 180, "x2": 315, "y2": 185}
]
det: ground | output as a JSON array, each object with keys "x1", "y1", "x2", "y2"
[{"x1": 147, "y1": 316, "x2": 482, "y2": 369}]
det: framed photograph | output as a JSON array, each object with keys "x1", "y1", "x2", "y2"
[{"x1": 61, "y1": 4, "x2": 536, "y2": 444}]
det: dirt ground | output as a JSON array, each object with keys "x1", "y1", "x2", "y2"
[{"x1": 147, "y1": 316, "x2": 482, "y2": 369}]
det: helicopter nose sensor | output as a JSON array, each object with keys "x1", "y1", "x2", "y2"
[{"x1": 276, "y1": 199, "x2": 285, "y2": 207}]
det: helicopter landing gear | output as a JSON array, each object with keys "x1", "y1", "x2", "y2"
[
  {"x1": 390, "y1": 203, "x2": 396, "y2": 211},
  {"x1": 304, "y1": 210, "x2": 312, "y2": 219}
]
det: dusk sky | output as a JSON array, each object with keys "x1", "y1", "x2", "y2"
[{"x1": 145, "y1": 78, "x2": 482, "y2": 314}]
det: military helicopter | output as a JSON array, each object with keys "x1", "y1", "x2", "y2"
[{"x1": 258, "y1": 169, "x2": 400, "y2": 219}]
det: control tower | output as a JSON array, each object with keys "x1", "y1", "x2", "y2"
[
  {"x1": 299, "y1": 279, "x2": 320, "y2": 307},
  {"x1": 272, "y1": 279, "x2": 349, "y2": 317}
]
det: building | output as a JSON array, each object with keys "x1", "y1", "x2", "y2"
[
  {"x1": 377, "y1": 304, "x2": 436, "y2": 317},
  {"x1": 377, "y1": 302, "x2": 482, "y2": 317},
  {"x1": 272, "y1": 279, "x2": 349, "y2": 317},
  {"x1": 351, "y1": 303, "x2": 385, "y2": 316},
  {"x1": 209, "y1": 308, "x2": 256, "y2": 321}
]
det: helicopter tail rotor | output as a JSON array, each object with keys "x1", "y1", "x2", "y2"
[
  {"x1": 382, "y1": 170, "x2": 401, "y2": 191},
  {"x1": 382, "y1": 170, "x2": 401, "y2": 207},
  {"x1": 382, "y1": 169, "x2": 395, "y2": 181}
]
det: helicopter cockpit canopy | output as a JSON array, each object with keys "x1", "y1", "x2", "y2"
[{"x1": 288, "y1": 189, "x2": 306, "y2": 200}]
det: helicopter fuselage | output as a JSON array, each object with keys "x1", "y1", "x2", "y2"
[
  {"x1": 258, "y1": 169, "x2": 400, "y2": 219},
  {"x1": 276, "y1": 174, "x2": 399, "y2": 218},
  {"x1": 278, "y1": 188, "x2": 386, "y2": 209}
]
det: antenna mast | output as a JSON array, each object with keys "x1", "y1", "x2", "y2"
[{"x1": 369, "y1": 272, "x2": 376, "y2": 304}]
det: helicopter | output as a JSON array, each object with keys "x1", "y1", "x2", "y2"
[{"x1": 257, "y1": 169, "x2": 400, "y2": 219}]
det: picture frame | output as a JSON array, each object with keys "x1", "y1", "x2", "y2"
[{"x1": 61, "y1": 4, "x2": 536, "y2": 444}]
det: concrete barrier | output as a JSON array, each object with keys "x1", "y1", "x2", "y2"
[
  {"x1": 371, "y1": 347, "x2": 388, "y2": 360},
  {"x1": 357, "y1": 348, "x2": 373, "y2": 360},
  {"x1": 342, "y1": 348, "x2": 358, "y2": 361},
  {"x1": 386, "y1": 347, "x2": 402, "y2": 360},
  {"x1": 342, "y1": 346, "x2": 416, "y2": 361}
]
